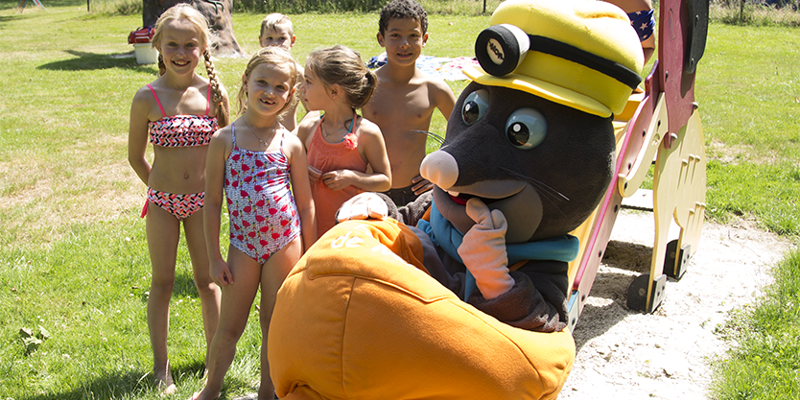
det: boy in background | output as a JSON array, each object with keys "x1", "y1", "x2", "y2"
[
  {"x1": 259, "y1": 13, "x2": 311, "y2": 131},
  {"x1": 363, "y1": 0, "x2": 456, "y2": 207}
]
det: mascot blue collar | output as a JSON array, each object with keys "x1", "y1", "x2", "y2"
[{"x1": 417, "y1": 201, "x2": 580, "y2": 265}]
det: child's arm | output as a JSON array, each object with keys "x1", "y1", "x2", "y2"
[
  {"x1": 431, "y1": 79, "x2": 457, "y2": 122},
  {"x1": 285, "y1": 135, "x2": 317, "y2": 251},
  {"x1": 295, "y1": 115, "x2": 322, "y2": 184},
  {"x1": 409, "y1": 79, "x2": 457, "y2": 196},
  {"x1": 321, "y1": 119, "x2": 391, "y2": 192},
  {"x1": 128, "y1": 88, "x2": 153, "y2": 186},
  {"x1": 204, "y1": 128, "x2": 234, "y2": 286}
]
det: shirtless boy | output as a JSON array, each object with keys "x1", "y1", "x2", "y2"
[{"x1": 362, "y1": 0, "x2": 456, "y2": 207}]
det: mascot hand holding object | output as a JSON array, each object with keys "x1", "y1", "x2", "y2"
[{"x1": 268, "y1": 0, "x2": 643, "y2": 398}]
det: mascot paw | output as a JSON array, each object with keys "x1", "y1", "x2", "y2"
[
  {"x1": 335, "y1": 193, "x2": 389, "y2": 222},
  {"x1": 458, "y1": 198, "x2": 515, "y2": 299}
]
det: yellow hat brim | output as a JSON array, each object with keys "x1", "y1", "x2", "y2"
[{"x1": 463, "y1": 66, "x2": 613, "y2": 118}]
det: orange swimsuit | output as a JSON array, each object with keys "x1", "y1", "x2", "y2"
[{"x1": 306, "y1": 115, "x2": 366, "y2": 238}]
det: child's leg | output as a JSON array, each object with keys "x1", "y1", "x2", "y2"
[
  {"x1": 183, "y1": 210, "x2": 222, "y2": 365},
  {"x1": 145, "y1": 204, "x2": 180, "y2": 391},
  {"x1": 258, "y1": 236, "x2": 303, "y2": 400},
  {"x1": 194, "y1": 246, "x2": 262, "y2": 400}
]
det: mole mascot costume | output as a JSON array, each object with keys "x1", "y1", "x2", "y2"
[{"x1": 268, "y1": 0, "x2": 643, "y2": 398}]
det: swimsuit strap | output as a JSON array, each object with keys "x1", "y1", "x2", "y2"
[
  {"x1": 278, "y1": 128, "x2": 287, "y2": 157},
  {"x1": 317, "y1": 114, "x2": 326, "y2": 139},
  {"x1": 147, "y1": 84, "x2": 167, "y2": 117},
  {"x1": 347, "y1": 110, "x2": 357, "y2": 134},
  {"x1": 230, "y1": 123, "x2": 237, "y2": 147},
  {"x1": 205, "y1": 84, "x2": 212, "y2": 116}
]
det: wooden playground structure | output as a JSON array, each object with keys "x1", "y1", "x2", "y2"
[{"x1": 566, "y1": 0, "x2": 710, "y2": 328}]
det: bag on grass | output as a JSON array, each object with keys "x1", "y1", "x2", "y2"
[{"x1": 128, "y1": 26, "x2": 155, "y2": 44}]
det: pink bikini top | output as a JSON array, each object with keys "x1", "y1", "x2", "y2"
[{"x1": 147, "y1": 84, "x2": 218, "y2": 148}]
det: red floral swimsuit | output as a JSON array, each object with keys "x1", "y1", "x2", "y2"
[{"x1": 224, "y1": 125, "x2": 301, "y2": 263}]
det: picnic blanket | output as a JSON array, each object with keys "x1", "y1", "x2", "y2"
[{"x1": 367, "y1": 53, "x2": 480, "y2": 81}]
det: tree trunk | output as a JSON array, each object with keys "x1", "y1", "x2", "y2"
[{"x1": 142, "y1": 0, "x2": 244, "y2": 57}]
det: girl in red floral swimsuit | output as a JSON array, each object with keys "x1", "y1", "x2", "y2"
[
  {"x1": 196, "y1": 47, "x2": 316, "y2": 400},
  {"x1": 127, "y1": 4, "x2": 230, "y2": 394}
]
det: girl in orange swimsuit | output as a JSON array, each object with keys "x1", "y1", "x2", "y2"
[
  {"x1": 296, "y1": 45, "x2": 392, "y2": 238},
  {"x1": 127, "y1": 4, "x2": 230, "y2": 394},
  {"x1": 195, "y1": 47, "x2": 316, "y2": 400}
]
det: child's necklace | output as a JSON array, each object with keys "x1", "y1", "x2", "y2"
[
  {"x1": 244, "y1": 119, "x2": 277, "y2": 147},
  {"x1": 321, "y1": 114, "x2": 357, "y2": 139}
]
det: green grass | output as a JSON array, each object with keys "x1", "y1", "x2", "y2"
[
  {"x1": 706, "y1": 161, "x2": 800, "y2": 235},
  {"x1": 710, "y1": 249, "x2": 800, "y2": 400},
  {"x1": 0, "y1": 216, "x2": 264, "y2": 399},
  {"x1": 698, "y1": 24, "x2": 800, "y2": 162},
  {"x1": 696, "y1": 23, "x2": 800, "y2": 235},
  {"x1": 1, "y1": 2, "x2": 800, "y2": 399}
]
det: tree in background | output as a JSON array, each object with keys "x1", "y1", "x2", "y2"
[{"x1": 143, "y1": 0, "x2": 244, "y2": 57}]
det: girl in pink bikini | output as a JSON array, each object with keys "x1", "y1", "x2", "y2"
[
  {"x1": 296, "y1": 45, "x2": 392, "y2": 238},
  {"x1": 127, "y1": 4, "x2": 229, "y2": 394},
  {"x1": 195, "y1": 46, "x2": 316, "y2": 400}
]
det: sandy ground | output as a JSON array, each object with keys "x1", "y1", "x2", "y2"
[{"x1": 559, "y1": 208, "x2": 795, "y2": 400}]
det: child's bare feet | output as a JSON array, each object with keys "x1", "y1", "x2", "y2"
[
  {"x1": 154, "y1": 374, "x2": 176, "y2": 395},
  {"x1": 154, "y1": 361, "x2": 177, "y2": 395},
  {"x1": 188, "y1": 388, "x2": 220, "y2": 400}
]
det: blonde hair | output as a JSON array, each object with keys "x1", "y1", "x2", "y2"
[
  {"x1": 260, "y1": 13, "x2": 294, "y2": 38},
  {"x1": 237, "y1": 47, "x2": 300, "y2": 118},
  {"x1": 305, "y1": 45, "x2": 377, "y2": 110},
  {"x1": 152, "y1": 4, "x2": 230, "y2": 127}
]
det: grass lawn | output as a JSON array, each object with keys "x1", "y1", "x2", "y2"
[
  {"x1": 0, "y1": 1, "x2": 799, "y2": 399},
  {"x1": 710, "y1": 248, "x2": 800, "y2": 399}
]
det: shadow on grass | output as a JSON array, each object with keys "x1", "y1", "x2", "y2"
[
  {"x1": 174, "y1": 268, "x2": 201, "y2": 298},
  {"x1": 0, "y1": 14, "x2": 23, "y2": 23},
  {"x1": 17, "y1": 360, "x2": 210, "y2": 400},
  {"x1": 37, "y1": 50, "x2": 158, "y2": 72},
  {"x1": 131, "y1": 270, "x2": 205, "y2": 303}
]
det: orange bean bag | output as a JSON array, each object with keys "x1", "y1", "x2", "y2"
[{"x1": 269, "y1": 219, "x2": 574, "y2": 399}]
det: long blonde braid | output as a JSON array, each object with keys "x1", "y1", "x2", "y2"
[
  {"x1": 204, "y1": 49, "x2": 229, "y2": 127},
  {"x1": 157, "y1": 53, "x2": 167, "y2": 76}
]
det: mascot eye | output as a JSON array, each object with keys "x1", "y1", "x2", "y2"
[
  {"x1": 461, "y1": 89, "x2": 489, "y2": 125},
  {"x1": 505, "y1": 108, "x2": 547, "y2": 150}
]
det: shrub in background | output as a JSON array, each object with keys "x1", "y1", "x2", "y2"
[
  {"x1": 711, "y1": 0, "x2": 800, "y2": 26},
  {"x1": 234, "y1": 0, "x2": 386, "y2": 13}
]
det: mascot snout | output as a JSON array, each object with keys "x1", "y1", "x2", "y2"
[{"x1": 420, "y1": 150, "x2": 458, "y2": 190}]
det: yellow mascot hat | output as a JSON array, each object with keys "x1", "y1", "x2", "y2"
[{"x1": 464, "y1": 0, "x2": 645, "y2": 118}]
